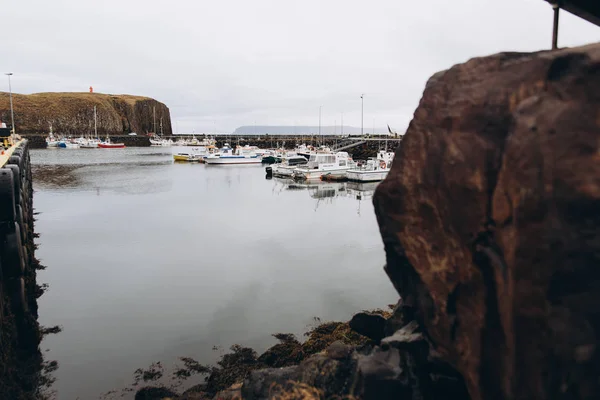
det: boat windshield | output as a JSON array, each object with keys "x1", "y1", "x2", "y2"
[{"x1": 309, "y1": 154, "x2": 336, "y2": 164}]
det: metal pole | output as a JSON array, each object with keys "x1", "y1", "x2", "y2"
[
  {"x1": 552, "y1": 3, "x2": 560, "y2": 50},
  {"x1": 318, "y1": 105, "x2": 322, "y2": 145},
  {"x1": 341, "y1": 112, "x2": 344, "y2": 136},
  {"x1": 360, "y1": 94, "x2": 364, "y2": 136},
  {"x1": 6, "y1": 73, "x2": 15, "y2": 136}
]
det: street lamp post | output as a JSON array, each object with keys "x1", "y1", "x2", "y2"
[
  {"x1": 360, "y1": 94, "x2": 364, "y2": 137},
  {"x1": 318, "y1": 105, "x2": 322, "y2": 145},
  {"x1": 5, "y1": 73, "x2": 15, "y2": 137}
]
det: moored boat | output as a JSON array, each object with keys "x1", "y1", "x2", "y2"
[
  {"x1": 173, "y1": 152, "x2": 201, "y2": 162},
  {"x1": 292, "y1": 151, "x2": 355, "y2": 181},
  {"x1": 205, "y1": 144, "x2": 262, "y2": 165},
  {"x1": 45, "y1": 124, "x2": 60, "y2": 147},
  {"x1": 269, "y1": 155, "x2": 308, "y2": 178},
  {"x1": 98, "y1": 142, "x2": 125, "y2": 148},
  {"x1": 346, "y1": 150, "x2": 395, "y2": 182}
]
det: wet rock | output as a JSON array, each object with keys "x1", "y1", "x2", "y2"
[
  {"x1": 349, "y1": 312, "x2": 386, "y2": 342},
  {"x1": 256, "y1": 333, "x2": 303, "y2": 368},
  {"x1": 134, "y1": 386, "x2": 179, "y2": 400},
  {"x1": 374, "y1": 42, "x2": 600, "y2": 399},
  {"x1": 355, "y1": 347, "x2": 411, "y2": 400},
  {"x1": 301, "y1": 321, "x2": 369, "y2": 355},
  {"x1": 242, "y1": 366, "x2": 297, "y2": 399},
  {"x1": 213, "y1": 382, "x2": 242, "y2": 400},
  {"x1": 325, "y1": 340, "x2": 353, "y2": 360}
]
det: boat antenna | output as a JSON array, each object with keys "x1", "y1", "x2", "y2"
[{"x1": 153, "y1": 106, "x2": 156, "y2": 136}]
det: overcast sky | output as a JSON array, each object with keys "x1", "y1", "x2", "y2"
[{"x1": 3, "y1": 0, "x2": 599, "y2": 133}]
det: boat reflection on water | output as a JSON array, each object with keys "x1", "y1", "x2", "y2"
[
  {"x1": 346, "y1": 181, "x2": 379, "y2": 200},
  {"x1": 272, "y1": 178, "x2": 381, "y2": 213}
]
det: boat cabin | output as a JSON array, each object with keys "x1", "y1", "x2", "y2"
[{"x1": 307, "y1": 152, "x2": 351, "y2": 169}]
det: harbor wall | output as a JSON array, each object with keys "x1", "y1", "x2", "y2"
[
  {"x1": 0, "y1": 92, "x2": 172, "y2": 137},
  {"x1": 0, "y1": 140, "x2": 44, "y2": 398}
]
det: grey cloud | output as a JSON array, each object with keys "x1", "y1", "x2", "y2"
[{"x1": 4, "y1": 0, "x2": 599, "y2": 134}]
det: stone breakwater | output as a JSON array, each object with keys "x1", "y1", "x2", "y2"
[
  {"x1": 0, "y1": 140, "x2": 48, "y2": 399},
  {"x1": 134, "y1": 42, "x2": 600, "y2": 400},
  {"x1": 0, "y1": 92, "x2": 172, "y2": 137}
]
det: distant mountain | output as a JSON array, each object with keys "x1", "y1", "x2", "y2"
[{"x1": 233, "y1": 125, "x2": 387, "y2": 135}]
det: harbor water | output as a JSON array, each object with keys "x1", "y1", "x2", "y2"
[{"x1": 31, "y1": 147, "x2": 397, "y2": 399}]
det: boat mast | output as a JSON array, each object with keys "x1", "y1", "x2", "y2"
[
  {"x1": 341, "y1": 112, "x2": 344, "y2": 136},
  {"x1": 160, "y1": 118, "x2": 163, "y2": 136},
  {"x1": 318, "y1": 105, "x2": 322, "y2": 147},
  {"x1": 153, "y1": 106, "x2": 156, "y2": 136},
  {"x1": 94, "y1": 106, "x2": 98, "y2": 139}
]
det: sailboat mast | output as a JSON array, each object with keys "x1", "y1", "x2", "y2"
[
  {"x1": 153, "y1": 106, "x2": 156, "y2": 135},
  {"x1": 341, "y1": 112, "x2": 344, "y2": 136},
  {"x1": 94, "y1": 106, "x2": 98, "y2": 139}
]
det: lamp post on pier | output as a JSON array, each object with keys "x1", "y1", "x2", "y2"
[
  {"x1": 360, "y1": 94, "x2": 364, "y2": 137},
  {"x1": 5, "y1": 73, "x2": 15, "y2": 137}
]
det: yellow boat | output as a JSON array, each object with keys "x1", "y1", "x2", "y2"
[{"x1": 173, "y1": 153, "x2": 191, "y2": 162}]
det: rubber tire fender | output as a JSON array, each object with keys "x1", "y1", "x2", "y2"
[
  {"x1": 0, "y1": 169, "x2": 15, "y2": 223},
  {"x1": 2, "y1": 223, "x2": 25, "y2": 278}
]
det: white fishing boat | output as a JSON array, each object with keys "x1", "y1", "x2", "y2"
[
  {"x1": 80, "y1": 138, "x2": 100, "y2": 148},
  {"x1": 292, "y1": 152, "x2": 355, "y2": 181},
  {"x1": 151, "y1": 138, "x2": 174, "y2": 146},
  {"x1": 46, "y1": 124, "x2": 59, "y2": 147},
  {"x1": 269, "y1": 155, "x2": 308, "y2": 178},
  {"x1": 204, "y1": 144, "x2": 262, "y2": 165},
  {"x1": 79, "y1": 106, "x2": 101, "y2": 148},
  {"x1": 62, "y1": 140, "x2": 80, "y2": 149},
  {"x1": 346, "y1": 150, "x2": 395, "y2": 182}
]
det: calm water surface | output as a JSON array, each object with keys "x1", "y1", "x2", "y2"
[{"x1": 32, "y1": 147, "x2": 397, "y2": 399}]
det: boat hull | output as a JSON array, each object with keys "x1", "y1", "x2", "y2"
[
  {"x1": 205, "y1": 156, "x2": 261, "y2": 165},
  {"x1": 272, "y1": 165, "x2": 296, "y2": 177},
  {"x1": 293, "y1": 167, "x2": 350, "y2": 181},
  {"x1": 346, "y1": 169, "x2": 389, "y2": 182},
  {"x1": 98, "y1": 143, "x2": 125, "y2": 148}
]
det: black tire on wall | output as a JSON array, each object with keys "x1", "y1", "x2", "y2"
[
  {"x1": 15, "y1": 205, "x2": 26, "y2": 243},
  {"x1": 7, "y1": 277, "x2": 28, "y2": 315},
  {"x1": 0, "y1": 169, "x2": 15, "y2": 223},
  {"x1": 2, "y1": 223, "x2": 25, "y2": 278},
  {"x1": 8, "y1": 155, "x2": 22, "y2": 168}
]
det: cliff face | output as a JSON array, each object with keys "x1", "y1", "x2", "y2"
[
  {"x1": 0, "y1": 92, "x2": 172, "y2": 136},
  {"x1": 374, "y1": 42, "x2": 600, "y2": 399}
]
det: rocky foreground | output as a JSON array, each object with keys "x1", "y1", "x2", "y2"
[
  {"x1": 136, "y1": 42, "x2": 600, "y2": 399},
  {"x1": 0, "y1": 92, "x2": 172, "y2": 137}
]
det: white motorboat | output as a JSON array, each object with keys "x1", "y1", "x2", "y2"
[
  {"x1": 269, "y1": 155, "x2": 308, "y2": 178},
  {"x1": 80, "y1": 138, "x2": 100, "y2": 148},
  {"x1": 151, "y1": 138, "x2": 174, "y2": 146},
  {"x1": 78, "y1": 106, "x2": 101, "y2": 148},
  {"x1": 46, "y1": 124, "x2": 60, "y2": 147},
  {"x1": 204, "y1": 144, "x2": 262, "y2": 165},
  {"x1": 292, "y1": 152, "x2": 355, "y2": 181},
  {"x1": 346, "y1": 150, "x2": 395, "y2": 182},
  {"x1": 62, "y1": 140, "x2": 80, "y2": 149}
]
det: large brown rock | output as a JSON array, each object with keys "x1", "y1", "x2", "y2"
[
  {"x1": 0, "y1": 92, "x2": 172, "y2": 136},
  {"x1": 374, "y1": 42, "x2": 600, "y2": 400}
]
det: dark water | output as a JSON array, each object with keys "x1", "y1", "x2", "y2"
[{"x1": 32, "y1": 147, "x2": 397, "y2": 399}]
